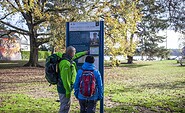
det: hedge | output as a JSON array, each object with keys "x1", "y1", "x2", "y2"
[{"x1": 21, "y1": 51, "x2": 51, "y2": 60}]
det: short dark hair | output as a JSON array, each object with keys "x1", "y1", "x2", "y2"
[{"x1": 85, "y1": 55, "x2": 95, "y2": 63}]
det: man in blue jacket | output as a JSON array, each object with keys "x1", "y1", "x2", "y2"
[{"x1": 74, "y1": 55, "x2": 103, "y2": 113}]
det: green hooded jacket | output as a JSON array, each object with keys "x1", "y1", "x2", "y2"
[{"x1": 56, "y1": 51, "x2": 86, "y2": 98}]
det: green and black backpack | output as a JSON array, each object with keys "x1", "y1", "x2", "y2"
[
  {"x1": 45, "y1": 54, "x2": 73, "y2": 85},
  {"x1": 45, "y1": 54, "x2": 62, "y2": 85}
]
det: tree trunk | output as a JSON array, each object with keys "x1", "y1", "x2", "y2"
[
  {"x1": 127, "y1": 56, "x2": 133, "y2": 64},
  {"x1": 51, "y1": 46, "x2": 54, "y2": 54},
  {"x1": 24, "y1": 34, "x2": 41, "y2": 67},
  {"x1": 127, "y1": 34, "x2": 134, "y2": 64},
  {"x1": 23, "y1": 22, "x2": 41, "y2": 67}
]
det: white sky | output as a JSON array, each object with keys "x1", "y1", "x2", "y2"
[{"x1": 158, "y1": 30, "x2": 183, "y2": 49}]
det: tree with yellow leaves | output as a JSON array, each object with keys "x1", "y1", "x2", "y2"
[
  {"x1": 0, "y1": 0, "x2": 83, "y2": 66},
  {"x1": 90, "y1": 0, "x2": 142, "y2": 65}
]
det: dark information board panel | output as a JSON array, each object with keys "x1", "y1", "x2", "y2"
[
  {"x1": 69, "y1": 32, "x2": 90, "y2": 45},
  {"x1": 66, "y1": 21, "x2": 104, "y2": 113}
]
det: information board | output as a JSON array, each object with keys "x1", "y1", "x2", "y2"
[{"x1": 66, "y1": 21, "x2": 104, "y2": 113}]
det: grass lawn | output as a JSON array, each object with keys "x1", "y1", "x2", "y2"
[{"x1": 0, "y1": 60, "x2": 185, "y2": 113}]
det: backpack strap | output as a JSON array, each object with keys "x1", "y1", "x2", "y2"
[
  {"x1": 59, "y1": 54, "x2": 74, "y2": 66},
  {"x1": 57, "y1": 54, "x2": 75, "y2": 78}
]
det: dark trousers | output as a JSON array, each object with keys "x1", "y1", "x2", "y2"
[
  {"x1": 79, "y1": 100, "x2": 97, "y2": 113},
  {"x1": 58, "y1": 93, "x2": 71, "y2": 113}
]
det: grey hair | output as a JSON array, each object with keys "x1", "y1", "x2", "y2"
[{"x1": 66, "y1": 46, "x2": 76, "y2": 54}]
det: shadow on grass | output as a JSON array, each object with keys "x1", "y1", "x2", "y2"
[
  {"x1": 0, "y1": 60, "x2": 26, "y2": 69},
  {"x1": 105, "y1": 99, "x2": 185, "y2": 113},
  {"x1": 0, "y1": 60, "x2": 45, "y2": 69},
  {"x1": 139, "y1": 80, "x2": 185, "y2": 89},
  {"x1": 119, "y1": 63, "x2": 151, "y2": 68},
  {"x1": 104, "y1": 104, "x2": 156, "y2": 113},
  {"x1": 107, "y1": 87, "x2": 136, "y2": 94},
  {"x1": 170, "y1": 61, "x2": 185, "y2": 67},
  {"x1": 0, "y1": 80, "x2": 46, "y2": 84},
  {"x1": 104, "y1": 63, "x2": 151, "y2": 68},
  {"x1": 0, "y1": 110, "x2": 59, "y2": 113},
  {"x1": 105, "y1": 105, "x2": 133, "y2": 113},
  {"x1": 176, "y1": 65, "x2": 185, "y2": 67}
]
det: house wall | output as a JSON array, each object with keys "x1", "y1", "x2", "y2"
[
  {"x1": 0, "y1": 37, "x2": 22, "y2": 60},
  {"x1": 16, "y1": 33, "x2": 30, "y2": 51}
]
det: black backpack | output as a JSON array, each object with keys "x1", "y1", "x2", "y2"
[
  {"x1": 45, "y1": 54, "x2": 73, "y2": 85},
  {"x1": 45, "y1": 54, "x2": 63, "y2": 85}
]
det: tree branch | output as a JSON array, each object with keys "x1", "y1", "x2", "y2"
[
  {"x1": 9, "y1": 30, "x2": 28, "y2": 35},
  {"x1": 0, "y1": 20, "x2": 29, "y2": 33},
  {"x1": 6, "y1": 0, "x2": 19, "y2": 11},
  {"x1": 0, "y1": 30, "x2": 27, "y2": 38},
  {"x1": 44, "y1": 8, "x2": 73, "y2": 13},
  {"x1": 0, "y1": 31, "x2": 11, "y2": 38},
  {"x1": 37, "y1": 33, "x2": 52, "y2": 36},
  {"x1": 15, "y1": 0, "x2": 31, "y2": 21},
  {"x1": 41, "y1": 0, "x2": 47, "y2": 12},
  {"x1": 0, "y1": 12, "x2": 15, "y2": 20},
  {"x1": 36, "y1": 37, "x2": 50, "y2": 46},
  {"x1": 34, "y1": 5, "x2": 75, "y2": 26},
  {"x1": 34, "y1": 7, "x2": 74, "y2": 26},
  {"x1": 33, "y1": 18, "x2": 46, "y2": 26},
  {"x1": 14, "y1": 0, "x2": 23, "y2": 11}
]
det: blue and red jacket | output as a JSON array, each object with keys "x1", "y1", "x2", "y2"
[{"x1": 74, "y1": 62, "x2": 103, "y2": 100}]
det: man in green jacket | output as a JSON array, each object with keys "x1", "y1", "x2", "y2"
[{"x1": 56, "y1": 46, "x2": 88, "y2": 113}]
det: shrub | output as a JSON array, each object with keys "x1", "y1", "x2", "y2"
[
  {"x1": 38, "y1": 51, "x2": 51, "y2": 59},
  {"x1": 21, "y1": 51, "x2": 30, "y2": 60},
  {"x1": 21, "y1": 51, "x2": 51, "y2": 60}
]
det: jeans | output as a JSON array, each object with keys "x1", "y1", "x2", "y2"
[
  {"x1": 79, "y1": 100, "x2": 97, "y2": 113},
  {"x1": 58, "y1": 93, "x2": 71, "y2": 113}
]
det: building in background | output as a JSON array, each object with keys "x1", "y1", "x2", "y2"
[
  {"x1": 0, "y1": 30, "x2": 22, "y2": 60},
  {"x1": 15, "y1": 33, "x2": 30, "y2": 51}
]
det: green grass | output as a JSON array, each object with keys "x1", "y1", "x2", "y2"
[
  {"x1": 0, "y1": 94, "x2": 59, "y2": 113},
  {"x1": 0, "y1": 60, "x2": 185, "y2": 113},
  {"x1": 104, "y1": 60, "x2": 185, "y2": 112}
]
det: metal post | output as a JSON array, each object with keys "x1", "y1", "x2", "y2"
[{"x1": 100, "y1": 21, "x2": 104, "y2": 113}]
